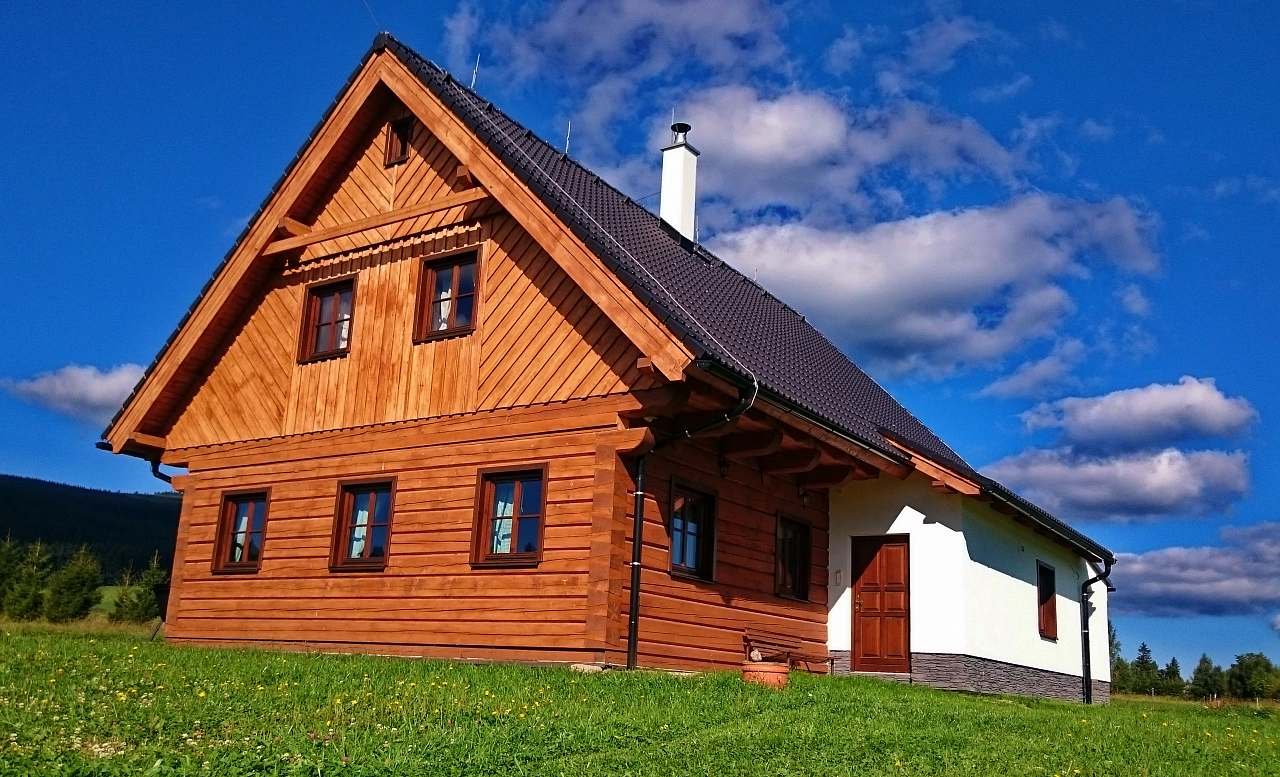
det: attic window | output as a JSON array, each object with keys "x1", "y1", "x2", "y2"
[
  {"x1": 385, "y1": 117, "x2": 413, "y2": 167},
  {"x1": 415, "y1": 252, "x2": 477, "y2": 341},
  {"x1": 300, "y1": 278, "x2": 355, "y2": 362}
]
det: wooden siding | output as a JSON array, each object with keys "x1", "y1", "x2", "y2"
[
  {"x1": 165, "y1": 206, "x2": 654, "y2": 449},
  {"x1": 166, "y1": 398, "x2": 632, "y2": 660},
  {"x1": 617, "y1": 439, "x2": 831, "y2": 670}
]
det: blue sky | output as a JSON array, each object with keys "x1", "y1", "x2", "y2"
[{"x1": 1, "y1": 1, "x2": 1277, "y2": 669}]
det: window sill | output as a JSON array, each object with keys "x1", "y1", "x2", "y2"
[
  {"x1": 212, "y1": 566, "x2": 260, "y2": 575},
  {"x1": 298, "y1": 350, "x2": 350, "y2": 366},
  {"x1": 669, "y1": 569, "x2": 714, "y2": 585},
  {"x1": 414, "y1": 326, "x2": 475, "y2": 345},
  {"x1": 1040, "y1": 633, "x2": 1059, "y2": 643},
  {"x1": 329, "y1": 562, "x2": 387, "y2": 573},
  {"x1": 471, "y1": 555, "x2": 540, "y2": 569},
  {"x1": 775, "y1": 591, "x2": 811, "y2": 603}
]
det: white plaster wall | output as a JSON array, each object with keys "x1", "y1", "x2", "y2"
[
  {"x1": 828, "y1": 474, "x2": 1110, "y2": 681},
  {"x1": 827, "y1": 473, "x2": 968, "y2": 654}
]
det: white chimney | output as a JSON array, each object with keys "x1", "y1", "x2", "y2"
[{"x1": 660, "y1": 122, "x2": 699, "y2": 241}]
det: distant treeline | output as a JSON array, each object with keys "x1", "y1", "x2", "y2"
[
  {"x1": 1111, "y1": 624, "x2": 1280, "y2": 700},
  {"x1": 0, "y1": 474, "x2": 179, "y2": 577}
]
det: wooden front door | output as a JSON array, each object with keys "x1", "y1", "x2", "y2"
[{"x1": 851, "y1": 535, "x2": 911, "y2": 673}]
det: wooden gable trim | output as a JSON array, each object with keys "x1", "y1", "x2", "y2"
[
  {"x1": 105, "y1": 50, "x2": 693, "y2": 453},
  {"x1": 881, "y1": 439, "x2": 982, "y2": 496}
]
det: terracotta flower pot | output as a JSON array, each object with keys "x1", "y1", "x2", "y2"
[{"x1": 742, "y1": 660, "x2": 790, "y2": 689}]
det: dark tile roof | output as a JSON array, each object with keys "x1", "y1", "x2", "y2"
[{"x1": 101, "y1": 32, "x2": 1112, "y2": 564}]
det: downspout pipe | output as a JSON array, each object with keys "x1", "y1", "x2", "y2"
[
  {"x1": 1080, "y1": 557, "x2": 1115, "y2": 704},
  {"x1": 149, "y1": 458, "x2": 173, "y2": 485},
  {"x1": 625, "y1": 377, "x2": 758, "y2": 670}
]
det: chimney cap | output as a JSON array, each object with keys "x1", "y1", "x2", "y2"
[{"x1": 670, "y1": 121, "x2": 692, "y2": 144}]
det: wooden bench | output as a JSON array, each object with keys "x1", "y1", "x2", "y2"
[{"x1": 743, "y1": 628, "x2": 832, "y2": 673}]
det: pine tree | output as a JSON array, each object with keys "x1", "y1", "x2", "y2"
[
  {"x1": 110, "y1": 553, "x2": 168, "y2": 624},
  {"x1": 3, "y1": 542, "x2": 50, "y2": 620},
  {"x1": 1109, "y1": 623, "x2": 1132, "y2": 693},
  {"x1": 1187, "y1": 654, "x2": 1226, "y2": 699},
  {"x1": 1159, "y1": 657, "x2": 1184, "y2": 696},
  {"x1": 1131, "y1": 642, "x2": 1160, "y2": 694},
  {"x1": 43, "y1": 546, "x2": 102, "y2": 622},
  {"x1": 0, "y1": 535, "x2": 21, "y2": 601}
]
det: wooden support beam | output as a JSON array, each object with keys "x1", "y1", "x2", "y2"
[
  {"x1": 719, "y1": 429, "x2": 783, "y2": 461},
  {"x1": 454, "y1": 164, "x2": 475, "y2": 189},
  {"x1": 757, "y1": 447, "x2": 822, "y2": 475},
  {"x1": 278, "y1": 217, "x2": 311, "y2": 237},
  {"x1": 261, "y1": 187, "x2": 490, "y2": 256}
]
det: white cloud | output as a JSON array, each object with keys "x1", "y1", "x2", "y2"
[
  {"x1": 660, "y1": 87, "x2": 1021, "y2": 217},
  {"x1": 1112, "y1": 522, "x2": 1280, "y2": 617},
  {"x1": 1022, "y1": 376, "x2": 1257, "y2": 450},
  {"x1": 1116, "y1": 283, "x2": 1151, "y2": 316},
  {"x1": 2, "y1": 363, "x2": 144, "y2": 424},
  {"x1": 980, "y1": 339, "x2": 1085, "y2": 399},
  {"x1": 1273, "y1": 612, "x2": 1280, "y2": 633},
  {"x1": 973, "y1": 73, "x2": 1032, "y2": 102},
  {"x1": 442, "y1": 1, "x2": 480, "y2": 75},
  {"x1": 878, "y1": 15, "x2": 995, "y2": 94},
  {"x1": 1209, "y1": 175, "x2": 1280, "y2": 205},
  {"x1": 709, "y1": 194, "x2": 1157, "y2": 375},
  {"x1": 824, "y1": 26, "x2": 867, "y2": 75},
  {"x1": 985, "y1": 447, "x2": 1249, "y2": 521},
  {"x1": 1078, "y1": 118, "x2": 1115, "y2": 141}
]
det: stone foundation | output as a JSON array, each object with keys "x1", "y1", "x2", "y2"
[{"x1": 831, "y1": 650, "x2": 1110, "y2": 704}]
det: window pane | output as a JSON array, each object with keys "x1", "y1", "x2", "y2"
[
  {"x1": 251, "y1": 499, "x2": 268, "y2": 534},
  {"x1": 517, "y1": 517, "x2": 540, "y2": 553},
  {"x1": 348, "y1": 492, "x2": 371, "y2": 558},
  {"x1": 454, "y1": 295, "x2": 474, "y2": 327},
  {"x1": 335, "y1": 317, "x2": 350, "y2": 350},
  {"x1": 338, "y1": 289, "x2": 353, "y2": 319},
  {"x1": 671, "y1": 514, "x2": 686, "y2": 567},
  {"x1": 458, "y1": 261, "x2": 475, "y2": 294},
  {"x1": 313, "y1": 322, "x2": 332, "y2": 353},
  {"x1": 683, "y1": 532, "x2": 698, "y2": 570},
  {"x1": 493, "y1": 481, "x2": 515, "y2": 518},
  {"x1": 434, "y1": 267, "x2": 454, "y2": 300},
  {"x1": 518, "y1": 478, "x2": 542, "y2": 517},
  {"x1": 431, "y1": 300, "x2": 451, "y2": 331},
  {"x1": 246, "y1": 532, "x2": 262, "y2": 562},
  {"x1": 490, "y1": 517, "x2": 513, "y2": 554},
  {"x1": 373, "y1": 489, "x2": 391, "y2": 524},
  {"x1": 368, "y1": 524, "x2": 388, "y2": 559},
  {"x1": 319, "y1": 292, "x2": 335, "y2": 323},
  {"x1": 230, "y1": 501, "x2": 252, "y2": 563}
]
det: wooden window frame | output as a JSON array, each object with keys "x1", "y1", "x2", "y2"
[
  {"x1": 329, "y1": 478, "x2": 396, "y2": 572},
  {"x1": 1036, "y1": 560, "x2": 1058, "y2": 641},
  {"x1": 297, "y1": 275, "x2": 357, "y2": 364},
  {"x1": 414, "y1": 248, "x2": 481, "y2": 343},
  {"x1": 775, "y1": 514, "x2": 811, "y2": 601},
  {"x1": 668, "y1": 480, "x2": 716, "y2": 582},
  {"x1": 384, "y1": 117, "x2": 414, "y2": 167},
  {"x1": 212, "y1": 489, "x2": 271, "y2": 574},
  {"x1": 470, "y1": 464, "x2": 549, "y2": 568}
]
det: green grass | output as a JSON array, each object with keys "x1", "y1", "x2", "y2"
[{"x1": 1, "y1": 626, "x2": 1276, "y2": 776}]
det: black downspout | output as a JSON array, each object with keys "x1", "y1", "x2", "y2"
[
  {"x1": 150, "y1": 458, "x2": 173, "y2": 485},
  {"x1": 1080, "y1": 557, "x2": 1115, "y2": 704},
  {"x1": 625, "y1": 378, "x2": 758, "y2": 670}
]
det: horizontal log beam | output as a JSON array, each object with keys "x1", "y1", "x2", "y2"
[
  {"x1": 720, "y1": 430, "x2": 782, "y2": 461},
  {"x1": 278, "y1": 216, "x2": 311, "y2": 237},
  {"x1": 797, "y1": 465, "x2": 857, "y2": 490},
  {"x1": 757, "y1": 447, "x2": 822, "y2": 475},
  {"x1": 261, "y1": 187, "x2": 490, "y2": 256}
]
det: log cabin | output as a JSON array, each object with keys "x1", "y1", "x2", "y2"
[{"x1": 100, "y1": 33, "x2": 1116, "y2": 703}]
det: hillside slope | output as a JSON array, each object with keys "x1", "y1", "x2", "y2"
[{"x1": 0, "y1": 474, "x2": 179, "y2": 577}]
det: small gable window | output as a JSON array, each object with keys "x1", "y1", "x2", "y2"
[
  {"x1": 1037, "y1": 561, "x2": 1057, "y2": 640},
  {"x1": 415, "y1": 252, "x2": 477, "y2": 341},
  {"x1": 473, "y1": 467, "x2": 547, "y2": 566},
  {"x1": 331, "y1": 480, "x2": 394, "y2": 571},
  {"x1": 300, "y1": 278, "x2": 355, "y2": 362},
  {"x1": 775, "y1": 516, "x2": 811, "y2": 600},
  {"x1": 385, "y1": 117, "x2": 413, "y2": 167},
  {"x1": 670, "y1": 484, "x2": 715, "y2": 581},
  {"x1": 214, "y1": 491, "x2": 269, "y2": 573}
]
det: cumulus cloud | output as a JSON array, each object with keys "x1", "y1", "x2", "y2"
[
  {"x1": 442, "y1": 1, "x2": 480, "y2": 75},
  {"x1": 824, "y1": 26, "x2": 868, "y2": 75},
  {"x1": 985, "y1": 447, "x2": 1249, "y2": 521},
  {"x1": 656, "y1": 87, "x2": 1020, "y2": 216},
  {"x1": 2, "y1": 363, "x2": 143, "y2": 424},
  {"x1": 979, "y1": 339, "x2": 1085, "y2": 399},
  {"x1": 878, "y1": 15, "x2": 995, "y2": 94},
  {"x1": 1022, "y1": 376, "x2": 1257, "y2": 450},
  {"x1": 1112, "y1": 522, "x2": 1280, "y2": 617},
  {"x1": 709, "y1": 194, "x2": 1157, "y2": 375}
]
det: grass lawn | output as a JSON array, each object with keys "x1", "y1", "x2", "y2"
[{"x1": 0, "y1": 626, "x2": 1276, "y2": 776}]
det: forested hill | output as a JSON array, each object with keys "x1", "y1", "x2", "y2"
[{"x1": 0, "y1": 474, "x2": 179, "y2": 577}]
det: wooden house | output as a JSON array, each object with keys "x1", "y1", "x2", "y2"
[{"x1": 101, "y1": 34, "x2": 1116, "y2": 702}]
